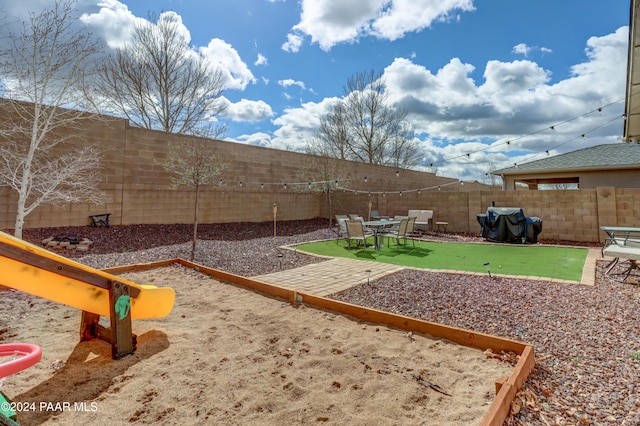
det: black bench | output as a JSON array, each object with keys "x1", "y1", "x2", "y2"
[{"x1": 89, "y1": 213, "x2": 111, "y2": 228}]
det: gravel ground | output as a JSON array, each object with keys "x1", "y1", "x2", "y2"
[{"x1": 18, "y1": 220, "x2": 640, "y2": 425}]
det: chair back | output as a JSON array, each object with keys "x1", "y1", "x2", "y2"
[
  {"x1": 346, "y1": 220, "x2": 365, "y2": 238},
  {"x1": 337, "y1": 218, "x2": 348, "y2": 233},
  {"x1": 397, "y1": 218, "x2": 409, "y2": 236},
  {"x1": 406, "y1": 217, "x2": 417, "y2": 234}
]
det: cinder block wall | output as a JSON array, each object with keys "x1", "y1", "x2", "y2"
[
  {"x1": 0, "y1": 110, "x2": 467, "y2": 230},
  {"x1": 2, "y1": 107, "x2": 638, "y2": 243},
  {"x1": 329, "y1": 187, "x2": 639, "y2": 243}
]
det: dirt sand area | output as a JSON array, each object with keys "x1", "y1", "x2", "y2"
[{"x1": 1, "y1": 264, "x2": 512, "y2": 425}]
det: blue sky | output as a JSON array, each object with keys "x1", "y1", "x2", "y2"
[{"x1": 2, "y1": 0, "x2": 631, "y2": 182}]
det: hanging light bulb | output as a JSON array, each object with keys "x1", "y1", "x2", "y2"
[
  {"x1": 399, "y1": 191, "x2": 403, "y2": 196},
  {"x1": 308, "y1": 182, "x2": 312, "y2": 190},
  {"x1": 395, "y1": 170, "x2": 399, "y2": 177},
  {"x1": 437, "y1": 186, "x2": 441, "y2": 191},
  {"x1": 260, "y1": 183, "x2": 264, "y2": 189},
  {"x1": 283, "y1": 183, "x2": 287, "y2": 189},
  {"x1": 364, "y1": 176, "x2": 368, "y2": 183},
  {"x1": 418, "y1": 189, "x2": 421, "y2": 195},
  {"x1": 239, "y1": 181, "x2": 243, "y2": 187}
]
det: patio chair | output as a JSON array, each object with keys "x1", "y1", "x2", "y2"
[
  {"x1": 369, "y1": 210, "x2": 389, "y2": 220},
  {"x1": 335, "y1": 215, "x2": 349, "y2": 243},
  {"x1": 406, "y1": 216, "x2": 418, "y2": 243},
  {"x1": 345, "y1": 220, "x2": 370, "y2": 251},
  {"x1": 383, "y1": 218, "x2": 414, "y2": 251}
]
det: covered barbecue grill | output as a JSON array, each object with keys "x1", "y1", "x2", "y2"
[{"x1": 476, "y1": 207, "x2": 542, "y2": 244}]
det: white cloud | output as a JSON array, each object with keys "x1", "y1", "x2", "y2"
[
  {"x1": 230, "y1": 132, "x2": 274, "y2": 147},
  {"x1": 381, "y1": 27, "x2": 627, "y2": 145},
  {"x1": 222, "y1": 98, "x2": 274, "y2": 122},
  {"x1": 255, "y1": 53, "x2": 268, "y2": 66},
  {"x1": 369, "y1": 27, "x2": 627, "y2": 179},
  {"x1": 512, "y1": 43, "x2": 553, "y2": 57},
  {"x1": 372, "y1": 0, "x2": 475, "y2": 41},
  {"x1": 266, "y1": 97, "x2": 340, "y2": 150},
  {"x1": 79, "y1": 0, "x2": 139, "y2": 48},
  {"x1": 199, "y1": 39, "x2": 256, "y2": 91},
  {"x1": 80, "y1": 1, "x2": 255, "y2": 91},
  {"x1": 512, "y1": 43, "x2": 532, "y2": 57},
  {"x1": 278, "y1": 79, "x2": 306, "y2": 90},
  {"x1": 282, "y1": 33, "x2": 304, "y2": 53},
  {"x1": 285, "y1": 0, "x2": 475, "y2": 51}
]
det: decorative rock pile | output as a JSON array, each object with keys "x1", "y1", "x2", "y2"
[{"x1": 42, "y1": 233, "x2": 93, "y2": 252}]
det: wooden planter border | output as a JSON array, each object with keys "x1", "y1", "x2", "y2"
[{"x1": 104, "y1": 258, "x2": 535, "y2": 426}]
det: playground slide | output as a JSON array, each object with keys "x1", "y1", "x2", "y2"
[{"x1": 0, "y1": 231, "x2": 174, "y2": 319}]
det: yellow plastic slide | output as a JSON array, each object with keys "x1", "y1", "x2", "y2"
[{"x1": 0, "y1": 231, "x2": 174, "y2": 319}]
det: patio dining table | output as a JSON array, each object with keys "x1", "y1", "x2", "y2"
[
  {"x1": 364, "y1": 219, "x2": 400, "y2": 249},
  {"x1": 600, "y1": 226, "x2": 640, "y2": 281}
]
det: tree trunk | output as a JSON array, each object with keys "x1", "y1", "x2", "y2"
[
  {"x1": 14, "y1": 203, "x2": 26, "y2": 240},
  {"x1": 326, "y1": 189, "x2": 333, "y2": 231},
  {"x1": 191, "y1": 185, "x2": 199, "y2": 261}
]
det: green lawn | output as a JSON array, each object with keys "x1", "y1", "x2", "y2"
[{"x1": 296, "y1": 237, "x2": 588, "y2": 281}]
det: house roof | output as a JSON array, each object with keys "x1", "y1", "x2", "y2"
[{"x1": 494, "y1": 143, "x2": 640, "y2": 175}]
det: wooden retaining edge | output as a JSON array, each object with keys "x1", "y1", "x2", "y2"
[{"x1": 103, "y1": 258, "x2": 535, "y2": 426}]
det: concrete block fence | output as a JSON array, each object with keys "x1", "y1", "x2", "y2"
[{"x1": 0, "y1": 106, "x2": 637, "y2": 242}]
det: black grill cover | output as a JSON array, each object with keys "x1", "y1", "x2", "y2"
[{"x1": 476, "y1": 207, "x2": 542, "y2": 244}]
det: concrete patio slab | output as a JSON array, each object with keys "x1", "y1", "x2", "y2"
[{"x1": 253, "y1": 258, "x2": 404, "y2": 297}]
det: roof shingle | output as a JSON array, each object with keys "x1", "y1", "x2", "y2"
[{"x1": 494, "y1": 143, "x2": 640, "y2": 174}]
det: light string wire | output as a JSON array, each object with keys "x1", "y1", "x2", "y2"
[
  {"x1": 215, "y1": 97, "x2": 629, "y2": 193},
  {"x1": 425, "y1": 97, "x2": 625, "y2": 168}
]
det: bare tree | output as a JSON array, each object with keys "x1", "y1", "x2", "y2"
[
  {"x1": 298, "y1": 147, "x2": 346, "y2": 232},
  {"x1": 313, "y1": 69, "x2": 421, "y2": 168},
  {"x1": 0, "y1": 0, "x2": 105, "y2": 239},
  {"x1": 159, "y1": 137, "x2": 226, "y2": 260},
  {"x1": 95, "y1": 12, "x2": 227, "y2": 137},
  {"x1": 483, "y1": 162, "x2": 503, "y2": 187}
]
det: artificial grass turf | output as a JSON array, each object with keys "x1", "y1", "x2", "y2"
[{"x1": 296, "y1": 237, "x2": 588, "y2": 281}]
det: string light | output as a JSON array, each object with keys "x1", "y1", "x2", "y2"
[
  {"x1": 205, "y1": 99, "x2": 627, "y2": 191},
  {"x1": 425, "y1": 98, "x2": 625, "y2": 169}
]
